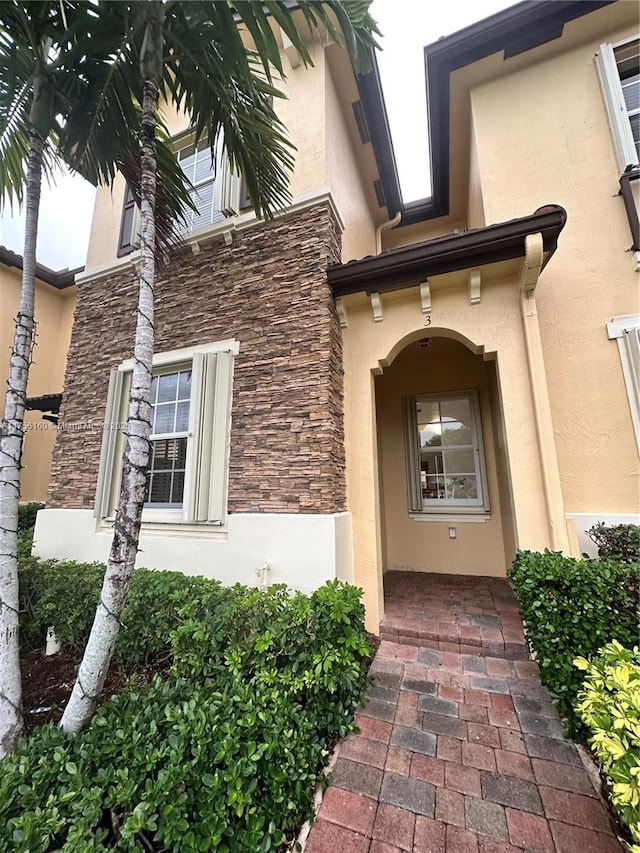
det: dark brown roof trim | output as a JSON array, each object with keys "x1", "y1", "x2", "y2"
[
  {"x1": 26, "y1": 393, "x2": 62, "y2": 414},
  {"x1": 356, "y1": 1, "x2": 613, "y2": 228},
  {"x1": 0, "y1": 245, "x2": 82, "y2": 289},
  {"x1": 328, "y1": 204, "x2": 567, "y2": 298},
  {"x1": 402, "y1": 0, "x2": 614, "y2": 226},
  {"x1": 356, "y1": 54, "x2": 403, "y2": 219}
]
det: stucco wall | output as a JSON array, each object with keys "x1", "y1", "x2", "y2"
[
  {"x1": 324, "y1": 59, "x2": 377, "y2": 262},
  {"x1": 84, "y1": 42, "x2": 379, "y2": 272},
  {"x1": 0, "y1": 265, "x2": 76, "y2": 502},
  {"x1": 469, "y1": 20, "x2": 639, "y2": 515},
  {"x1": 340, "y1": 271, "x2": 555, "y2": 629}
]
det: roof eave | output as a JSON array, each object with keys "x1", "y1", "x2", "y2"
[
  {"x1": 0, "y1": 245, "x2": 82, "y2": 289},
  {"x1": 328, "y1": 204, "x2": 567, "y2": 297}
]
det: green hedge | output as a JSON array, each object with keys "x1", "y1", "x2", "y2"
[
  {"x1": 18, "y1": 502, "x2": 44, "y2": 532},
  {"x1": 508, "y1": 550, "x2": 639, "y2": 739},
  {"x1": 8, "y1": 560, "x2": 371, "y2": 851},
  {"x1": 575, "y1": 642, "x2": 640, "y2": 851},
  {"x1": 19, "y1": 558, "x2": 220, "y2": 661},
  {"x1": 0, "y1": 676, "x2": 331, "y2": 852},
  {"x1": 588, "y1": 522, "x2": 640, "y2": 565}
]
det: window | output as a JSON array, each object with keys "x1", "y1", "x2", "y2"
[
  {"x1": 95, "y1": 340, "x2": 236, "y2": 524},
  {"x1": 596, "y1": 38, "x2": 640, "y2": 173},
  {"x1": 608, "y1": 314, "x2": 640, "y2": 454},
  {"x1": 117, "y1": 137, "x2": 243, "y2": 254},
  {"x1": 176, "y1": 139, "x2": 240, "y2": 233},
  {"x1": 146, "y1": 368, "x2": 192, "y2": 506},
  {"x1": 403, "y1": 391, "x2": 489, "y2": 513}
]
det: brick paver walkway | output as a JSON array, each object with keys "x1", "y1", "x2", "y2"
[{"x1": 305, "y1": 572, "x2": 623, "y2": 853}]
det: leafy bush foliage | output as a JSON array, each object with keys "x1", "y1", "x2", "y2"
[
  {"x1": 575, "y1": 642, "x2": 640, "y2": 851},
  {"x1": 0, "y1": 677, "x2": 329, "y2": 852},
  {"x1": 10, "y1": 562, "x2": 371, "y2": 851},
  {"x1": 18, "y1": 502, "x2": 44, "y2": 532},
  {"x1": 508, "y1": 550, "x2": 639, "y2": 738},
  {"x1": 19, "y1": 558, "x2": 217, "y2": 661},
  {"x1": 171, "y1": 580, "x2": 372, "y2": 743},
  {"x1": 588, "y1": 522, "x2": 640, "y2": 565}
]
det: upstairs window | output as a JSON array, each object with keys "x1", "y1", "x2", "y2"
[
  {"x1": 596, "y1": 38, "x2": 640, "y2": 173},
  {"x1": 403, "y1": 391, "x2": 489, "y2": 514},
  {"x1": 118, "y1": 137, "x2": 251, "y2": 255},
  {"x1": 176, "y1": 139, "x2": 239, "y2": 233}
]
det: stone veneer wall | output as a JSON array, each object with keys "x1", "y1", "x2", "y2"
[{"x1": 48, "y1": 204, "x2": 345, "y2": 514}]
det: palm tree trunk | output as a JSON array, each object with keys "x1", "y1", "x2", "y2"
[
  {"x1": 0, "y1": 131, "x2": 44, "y2": 757},
  {"x1": 60, "y1": 68, "x2": 160, "y2": 733}
]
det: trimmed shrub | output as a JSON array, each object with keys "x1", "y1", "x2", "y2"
[
  {"x1": 19, "y1": 558, "x2": 104, "y2": 651},
  {"x1": 171, "y1": 579, "x2": 372, "y2": 744},
  {"x1": 18, "y1": 502, "x2": 44, "y2": 532},
  {"x1": 588, "y1": 522, "x2": 640, "y2": 565},
  {"x1": 3, "y1": 574, "x2": 371, "y2": 852},
  {"x1": 18, "y1": 557, "x2": 219, "y2": 662},
  {"x1": 575, "y1": 642, "x2": 640, "y2": 850},
  {"x1": 508, "y1": 550, "x2": 639, "y2": 738},
  {"x1": 0, "y1": 676, "x2": 330, "y2": 852}
]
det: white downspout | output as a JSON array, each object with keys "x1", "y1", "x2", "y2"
[
  {"x1": 519, "y1": 232, "x2": 570, "y2": 552},
  {"x1": 375, "y1": 211, "x2": 402, "y2": 255}
]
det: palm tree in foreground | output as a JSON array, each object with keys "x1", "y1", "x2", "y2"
[
  {"x1": 60, "y1": 0, "x2": 378, "y2": 734},
  {"x1": 0, "y1": 0, "x2": 195, "y2": 757}
]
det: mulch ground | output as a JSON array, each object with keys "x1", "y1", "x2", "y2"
[
  {"x1": 21, "y1": 631, "x2": 380, "y2": 736},
  {"x1": 21, "y1": 649, "x2": 165, "y2": 734}
]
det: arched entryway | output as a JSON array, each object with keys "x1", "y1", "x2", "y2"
[{"x1": 375, "y1": 333, "x2": 516, "y2": 579}]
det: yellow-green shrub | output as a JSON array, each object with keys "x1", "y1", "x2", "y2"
[{"x1": 575, "y1": 641, "x2": 640, "y2": 851}]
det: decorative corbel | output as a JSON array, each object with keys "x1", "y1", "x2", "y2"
[
  {"x1": 469, "y1": 269, "x2": 481, "y2": 305},
  {"x1": 223, "y1": 231, "x2": 233, "y2": 247},
  {"x1": 191, "y1": 240, "x2": 201, "y2": 256},
  {"x1": 420, "y1": 280, "x2": 431, "y2": 315},
  {"x1": 520, "y1": 232, "x2": 544, "y2": 294},
  {"x1": 336, "y1": 299, "x2": 348, "y2": 329},
  {"x1": 370, "y1": 292, "x2": 383, "y2": 322}
]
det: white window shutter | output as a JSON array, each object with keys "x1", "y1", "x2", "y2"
[
  {"x1": 595, "y1": 43, "x2": 639, "y2": 172},
  {"x1": 216, "y1": 148, "x2": 240, "y2": 217},
  {"x1": 94, "y1": 369, "x2": 131, "y2": 518},
  {"x1": 207, "y1": 350, "x2": 234, "y2": 522},
  {"x1": 130, "y1": 205, "x2": 141, "y2": 249},
  {"x1": 183, "y1": 352, "x2": 216, "y2": 521},
  {"x1": 183, "y1": 349, "x2": 233, "y2": 522},
  {"x1": 624, "y1": 325, "x2": 640, "y2": 416}
]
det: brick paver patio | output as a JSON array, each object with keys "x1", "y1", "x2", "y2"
[{"x1": 305, "y1": 572, "x2": 623, "y2": 853}]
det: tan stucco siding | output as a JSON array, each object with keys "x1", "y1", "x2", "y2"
[
  {"x1": 467, "y1": 114, "x2": 485, "y2": 230},
  {"x1": 469, "y1": 25, "x2": 640, "y2": 515},
  {"x1": 0, "y1": 265, "x2": 76, "y2": 502},
  {"x1": 341, "y1": 273, "x2": 556, "y2": 630},
  {"x1": 325, "y1": 60, "x2": 377, "y2": 262},
  {"x1": 86, "y1": 46, "x2": 331, "y2": 271}
]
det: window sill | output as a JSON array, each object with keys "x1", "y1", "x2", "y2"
[
  {"x1": 99, "y1": 516, "x2": 228, "y2": 538},
  {"x1": 409, "y1": 512, "x2": 491, "y2": 523}
]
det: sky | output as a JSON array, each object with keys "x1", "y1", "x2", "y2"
[{"x1": 0, "y1": 0, "x2": 516, "y2": 271}]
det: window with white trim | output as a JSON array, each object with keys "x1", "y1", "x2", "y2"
[
  {"x1": 596, "y1": 37, "x2": 640, "y2": 173},
  {"x1": 176, "y1": 138, "x2": 240, "y2": 233},
  {"x1": 607, "y1": 314, "x2": 640, "y2": 454},
  {"x1": 117, "y1": 136, "x2": 248, "y2": 254},
  {"x1": 404, "y1": 391, "x2": 489, "y2": 513},
  {"x1": 95, "y1": 340, "x2": 236, "y2": 524}
]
